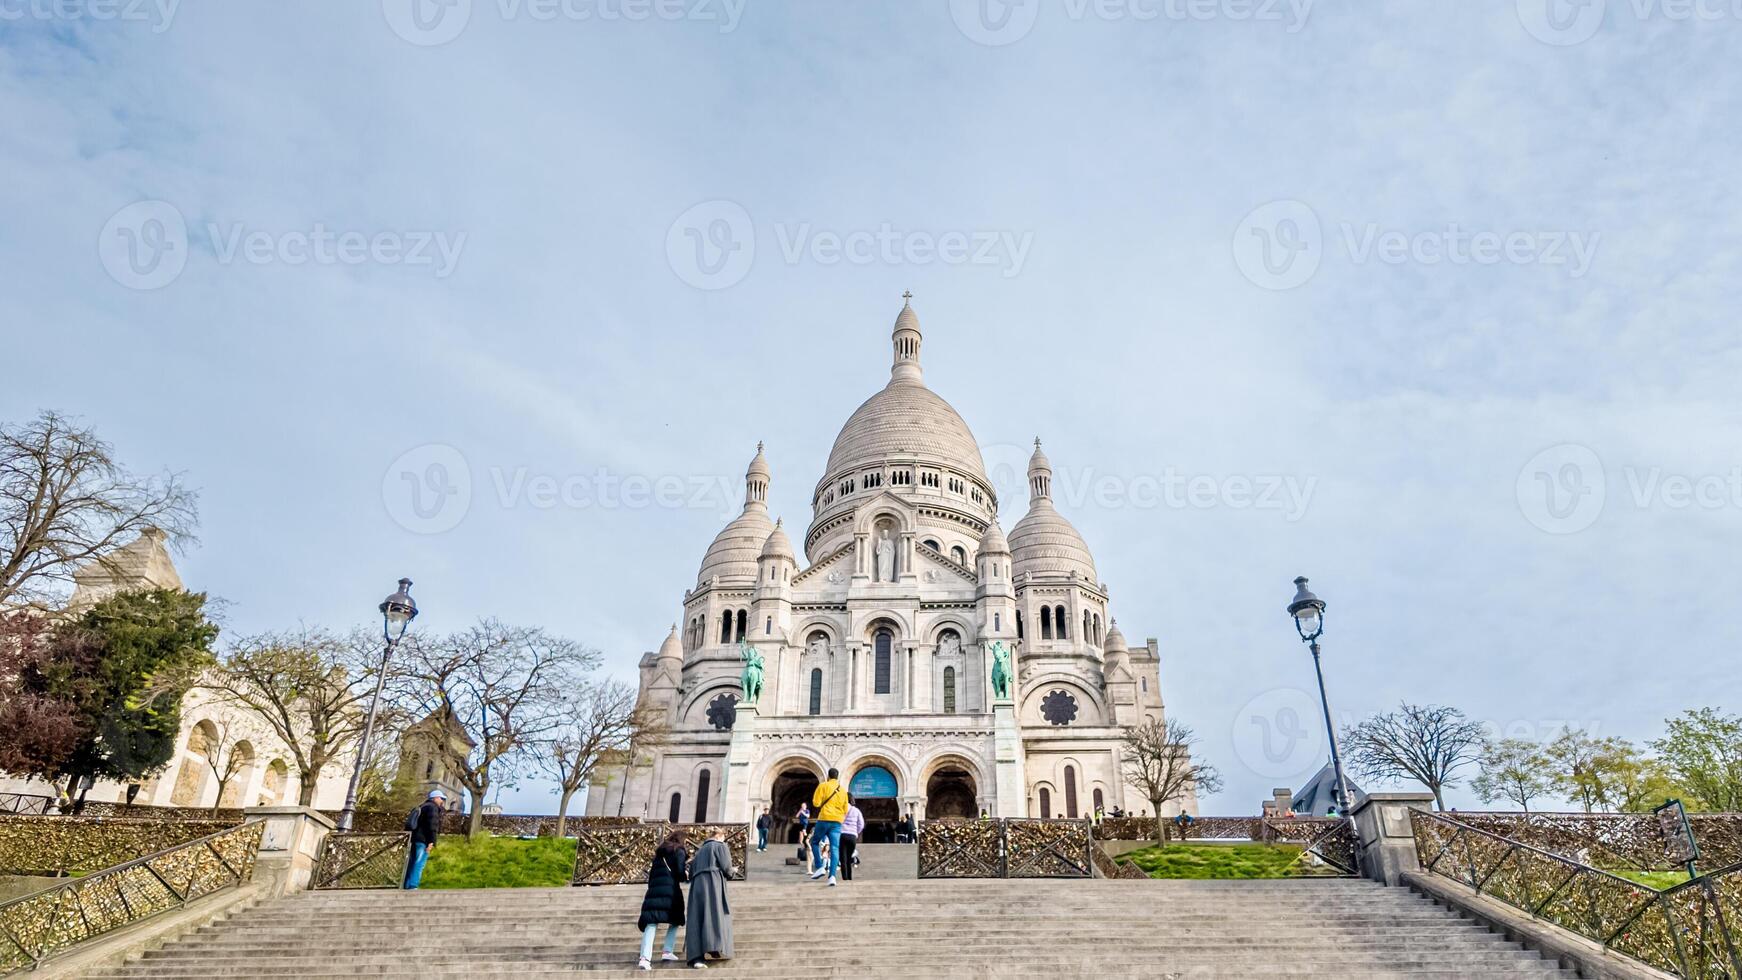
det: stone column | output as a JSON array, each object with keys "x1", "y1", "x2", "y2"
[
  {"x1": 992, "y1": 701, "x2": 1027, "y2": 817},
  {"x1": 243, "y1": 806, "x2": 335, "y2": 895},
  {"x1": 1349, "y1": 791, "x2": 1436, "y2": 885},
  {"x1": 720, "y1": 702, "x2": 759, "y2": 826}
]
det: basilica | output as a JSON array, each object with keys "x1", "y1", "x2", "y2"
[{"x1": 586, "y1": 298, "x2": 1192, "y2": 840}]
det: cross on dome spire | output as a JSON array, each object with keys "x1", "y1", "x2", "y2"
[
  {"x1": 891, "y1": 292, "x2": 923, "y2": 385},
  {"x1": 744, "y1": 442, "x2": 770, "y2": 509},
  {"x1": 1028, "y1": 437, "x2": 1053, "y2": 502}
]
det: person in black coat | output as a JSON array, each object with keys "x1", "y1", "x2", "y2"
[
  {"x1": 636, "y1": 831, "x2": 688, "y2": 970},
  {"x1": 402, "y1": 789, "x2": 445, "y2": 889}
]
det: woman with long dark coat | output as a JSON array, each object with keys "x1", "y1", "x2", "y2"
[
  {"x1": 635, "y1": 831, "x2": 688, "y2": 970},
  {"x1": 684, "y1": 828, "x2": 735, "y2": 967}
]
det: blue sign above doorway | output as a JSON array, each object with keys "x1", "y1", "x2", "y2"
[{"x1": 849, "y1": 765, "x2": 898, "y2": 798}]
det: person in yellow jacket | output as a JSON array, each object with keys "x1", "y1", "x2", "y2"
[{"x1": 807, "y1": 767, "x2": 849, "y2": 885}]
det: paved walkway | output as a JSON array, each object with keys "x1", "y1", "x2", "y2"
[{"x1": 748, "y1": 841, "x2": 917, "y2": 881}]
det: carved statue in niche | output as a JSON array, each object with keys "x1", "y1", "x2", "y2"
[
  {"x1": 808, "y1": 634, "x2": 828, "y2": 659},
  {"x1": 874, "y1": 528, "x2": 896, "y2": 582},
  {"x1": 939, "y1": 633, "x2": 961, "y2": 658}
]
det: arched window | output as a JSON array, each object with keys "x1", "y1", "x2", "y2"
[
  {"x1": 1016, "y1": 610, "x2": 1024, "y2": 639},
  {"x1": 735, "y1": 609, "x2": 748, "y2": 642},
  {"x1": 1040, "y1": 606, "x2": 1052, "y2": 640},
  {"x1": 808, "y1": 669, "x2": 823, "y2": 716},
  {"x1": 1094, "y1": 614, "x2": 1102, "y2": 643},
  {"x1": 694, "y1": 770, "x2": 711, "y2": 822},
  {"x1": 669, "y1": 792, "x2": 682, "y2": 823},
  {"x1": 1039, "y1": 787, "x2": 1052, "y2": 819},
  {"x1": 718, "y1": 611, "x2": 731, "y2": 644},
  {"x1": 1083, "y1": 609, "x2": 1091, "y2": 640},
  {"x1": 943, "y1": 666, "x2": 957, "y2": 714},
  {"x1": 1055, "y1": 605, "x2": 1068, "y2": 639},
  {"x1": 873, "y1": 629, "x2": 892, "y2": 695},
  {"x1": 923, "y1": 538, "x2": 941, "y2": 552},
  {"x1": 1064, "y1": 766, "x2": 1079, "y2": 818},
  {"x1": 994, "y1": 612, "x2": 1001, "y2": 632},
  {"x1": 1093, "y1": 788, "x2": 1105, "y2": 814},
  {"x1": 950, "y1": 545, "x2": 967, "y2": 565},
  {"x1": 764, "y1": 616, "x2": 772, "y2": 635}
]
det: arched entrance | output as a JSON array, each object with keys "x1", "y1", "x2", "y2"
[
  {"x1": 925, "y1": 766, "x2": 978, "y2": 820},
  {"x1": 770, "y1": 765, "x2": 819, "y2": 843},
  {"x1": 848, "y1": 763, "x2": 900, "y2": 842}
]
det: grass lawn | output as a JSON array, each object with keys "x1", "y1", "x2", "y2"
[
  {"x1": 418, "y1": 833, "x2": 579, "y2": 889},
  {"x1": 1118, "y1": 841, "x2": 1341, "y2": 879},
  {"x1": 1609, "y1": 869, "x2": 1694, "y2": 891}
]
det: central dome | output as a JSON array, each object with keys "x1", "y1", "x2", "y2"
[
  {"x1": 825, "y1": 383, "x2": 988, "y2": 482},
  {"x1": 821, "y1": 298, "x2": 988, "y2": 483}
]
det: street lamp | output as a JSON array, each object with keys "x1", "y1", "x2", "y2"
[
  {"x1": 337, "y1": 577, "x2": 418, "y2": 832},
  {"x1": 1287, "y1": 576, "x2": 1354, "y2": 818}
]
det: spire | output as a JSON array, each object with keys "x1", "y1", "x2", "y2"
[
  {"x1": 744, "y1": 442, "x2": 770, "y2": 510},
  {"x1": 890, "y1": 291, "x2": 923, "y2": 385},
  {"x1": 1028, "y1": 437, "x2": 1052, "y2": 503}
]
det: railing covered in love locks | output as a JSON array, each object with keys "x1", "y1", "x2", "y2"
[
  {"x1": 1412, "y1": 809, "x2": 1742, "y2": 979},
  {"x1": 0, "y1": 815, "x2": 240, "y2": 877},
  {"x1": 918, "y1": 818, "x2": 1094, "y2": 878},
  {"x1": 311, "y1": 832, "x2": 412, "y2": 890},
  {"x1": 0, "y1": 820, "x2": 264, "y2": 976},
  {"x1": 571, "y1": 824, "x2": 748, "y2": 886}
]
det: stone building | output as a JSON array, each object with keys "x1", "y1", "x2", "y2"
[
  {"x1": 586, "y1": 299, "x2": 1193, "y2": 839},
  {"x1": 0, "y1": 530, "x2": 350, "y2": 810}
]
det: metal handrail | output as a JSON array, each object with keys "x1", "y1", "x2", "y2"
[
  {"x1": 0, "y1": 819, "x2": 263, "y2": 975},
  {"x1": 1412, "y1": 809, "x2": 1742, "y2": 979},
  {"x1": 0, "y1": 796, "x2": 51, "y2": 817}
]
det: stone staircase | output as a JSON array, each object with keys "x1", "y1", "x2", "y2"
[{"x1": 87, "y1": 857, "x2": 1578, "y2": 978}]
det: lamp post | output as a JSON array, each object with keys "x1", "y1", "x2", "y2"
[
  {"x1": 1287, "y1": 576, "x2": 1353, "y2": 818},
  {"x1": 337, "y1": 577, "x2": 418, "y2": 832}
]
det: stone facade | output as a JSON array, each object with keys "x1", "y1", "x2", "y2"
[
  {"x1": 0, "y1": 530, "x2": 350, "y2": 810},
  {"x1": 586, "y1": 299, "x2": 1194, "y2": 837}
]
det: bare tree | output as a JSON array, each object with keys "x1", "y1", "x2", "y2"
[
  {"x1": 1120, "y1": 718, "x2": 1223, "y2": 842},
  {"x1": 193, "y1": 715, "x2": 260, "y2": 812},
  {"x1": 1342, "y1": 703, "x2": 1484, "y2": 811},
  {"x1": 0, "y1": 412, "x2": 197, "y2": 608},
  {"x1": 1473, "y1": 738, "x2": 1555, "y2": 812},
  {"x1": 203, "y1": 628, "x2": 397, "y2": 807},
  {"x1": 534, "y1": 680, "x2": 665, "y2": 836},
  {"x1": 401, "y1": 620, "x2": 598, "y2": 837}
]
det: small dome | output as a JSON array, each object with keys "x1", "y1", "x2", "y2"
[
  {"x1": 1011, "y1": 439, "x2": 1097, "y2": 582},
  {"x1": 698, "y1": 445, "x2": 775, "y2": 587},
  {"x1": 978, "y1": 519, "x2": 1010, "y2": 556},
  {"x1": 760, "y1": 519, "x2": 795, "y2": 561},
  {"x1": 1103, "y1": 619, "x2": 1128, "y2": 652},
  {"x1": 657, "y1": 624, "x2": 683, "y2": 662},
  {"x1": 697, "y1": 507, "x2": 774, "y2": 586}
]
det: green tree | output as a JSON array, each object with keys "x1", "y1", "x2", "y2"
[
  {"x1": 1650, "y1": 708, "x2": 1742, "y2": 812},
  {"x1": 1608, "y1": 747, "x2": 1689, "y2": 813},
  {"x1": 1473, "y1": 738, "x2": 1556, "y2": 812},
  {"x1": 27, "y1": 589, "x2": 218, "y2": 795},
  {"x1": 1544, "y1": 728, "x2": 1636, "y2": 812}
]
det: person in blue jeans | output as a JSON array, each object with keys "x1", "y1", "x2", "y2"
[
  {"x1": 807, "y1": 768, "x2": 847, "y2": 885},
  {"x1": 755, "y1": 808, "x2": 770, "y2": 851},
  {"x1": 403, "y1": 789, "x2": 445, "y2": 889}
]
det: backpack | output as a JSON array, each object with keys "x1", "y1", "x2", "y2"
[{"x1": 404, "y1": 804, "x2": 422, "y2": 832}]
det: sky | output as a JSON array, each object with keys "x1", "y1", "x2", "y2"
[{"x1": 2, "y1": 0, "x2": 1739, "y2": 815}]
